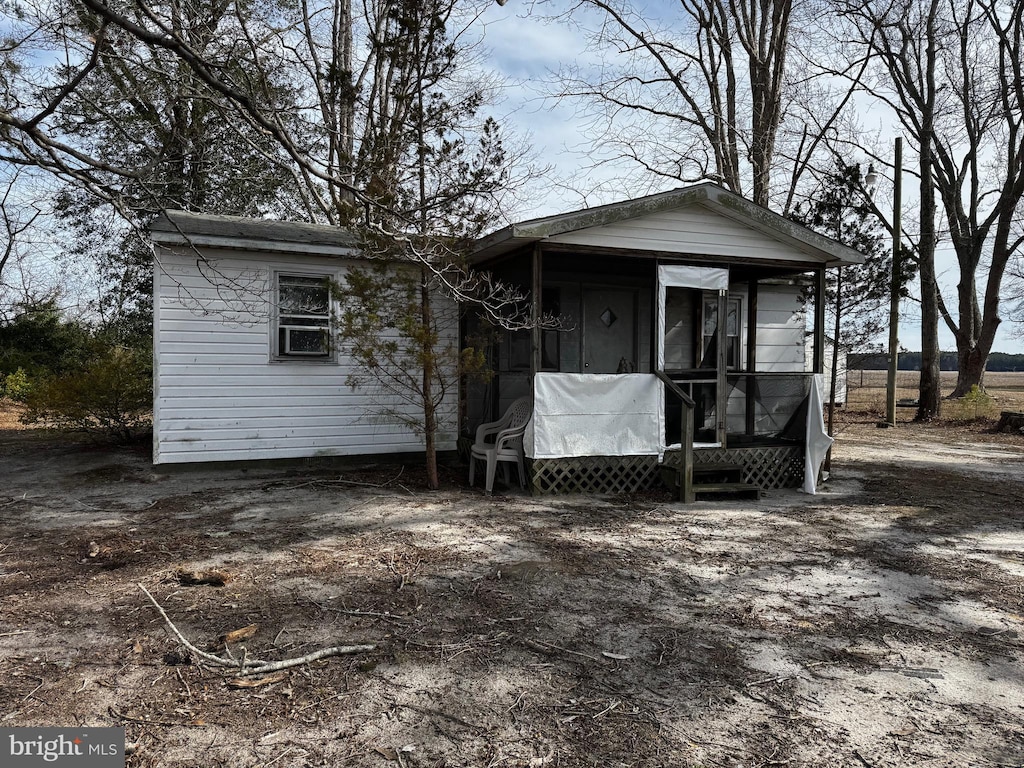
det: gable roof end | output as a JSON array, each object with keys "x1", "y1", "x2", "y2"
[{"x1": 474, "y1": 183, "x2": 865, "y2": 266}]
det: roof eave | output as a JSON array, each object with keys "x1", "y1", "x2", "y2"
[
  {"x1": 151, "y1": 232, "x2": 359, "y2": 258},
  {"x1": 150, "y1": 210, "x2": 361, "y2": 258},
  {"x1": 513, "y1": 185, "x2": 714, "y2": 239},
  {"x1": 701, "y1": 186, "x2": 865, "y2": 266},
  {"x1": 470, "y1": 224, "x2": 548, "y2": 263}
]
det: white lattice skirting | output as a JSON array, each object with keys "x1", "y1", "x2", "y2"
[
  {"x1": 666, "y1": 445, "x2": 805, "y2": 490},
  {"x1": 529, "y1": 455, "x2": 662, "y2": 495},
  {"x1": 529, "y1": 445, "x2": 805, "y2": 495}
]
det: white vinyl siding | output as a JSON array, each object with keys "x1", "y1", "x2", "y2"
[
  {"x1": 755, "y1": 286, "x2": 808, "y2": 372},
  {"x1": 547, "y1": 206, "x2": 825, "y2": 264},
  {"x1": 153, "y1": 246, "x2": 456, "y2": 464}
]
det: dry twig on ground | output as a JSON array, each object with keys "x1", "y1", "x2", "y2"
[{"x1": 138, "y1": 583, "x2": 377, "y2": 676}]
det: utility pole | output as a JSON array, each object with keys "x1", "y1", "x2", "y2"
[
  {"x1": 824, "y1": 176, "x2": 846, "y2": 472},
  {"x1": 885, "y1": 138, "x2": 902, "y2": 427}
]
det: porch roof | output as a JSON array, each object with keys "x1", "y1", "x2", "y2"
[{"x1": 473, "y1": 183, "x2": 865, "y2": 268}]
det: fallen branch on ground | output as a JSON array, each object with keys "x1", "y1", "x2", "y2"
[
  {"x1": 745, "y1": 661, "x2": 830, "y2": 688},
  {"x1": 138, "y1": 583, "x2": 377, "y2": 676},
  {"x1": 269, "y1": 466, "x2": 407, "y2": 492},
  {"x1": 521, "y1": 638, "x2": 601, "y2": 662}
]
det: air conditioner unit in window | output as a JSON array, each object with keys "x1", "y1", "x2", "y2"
[{"x1": 280, "y1": 325, "x2": 329, "y2": 356}]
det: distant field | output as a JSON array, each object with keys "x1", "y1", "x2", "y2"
[{"x1": 846, "y1": 370, "x2": 1024, "y2": 415}]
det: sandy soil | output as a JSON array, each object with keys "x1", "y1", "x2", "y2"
[{"x1": 1, "y1": 405, "x2": 1022, "y2": 768}]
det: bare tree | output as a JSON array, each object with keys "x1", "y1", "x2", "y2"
[
  {"x1": 0, "y1": 171, "x2": 41, "y2": 298},
  {"x1": 1, "y1": 0, "x2": 531, "y2": 289},
  {"x1": 835, "y1": 0, "x2": 1024, "y2": 413},
  {"x1": 1, "y1": 0, "x2": 539, "y2": 483},
  {"x1": 550, "y1": 0, "x2": 866, "y2": 211},
  {"x1": 0, "y1": 0, "x2": 310, "y2": 340}
]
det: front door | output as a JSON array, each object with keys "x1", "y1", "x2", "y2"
[{"x1": 582, "y1": 286, "x2": 637, "y2": 374}]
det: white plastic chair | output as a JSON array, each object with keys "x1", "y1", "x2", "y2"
[{"x1": 468, "y1": 396, "x2": 532, "y2": 493}]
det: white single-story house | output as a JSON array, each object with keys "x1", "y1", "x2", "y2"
[
  {"x1": 151, "y1": 184, "x2": 863, "y2": 498},
  {"x1": 150, "y1": 212, "x2": 459, "y2": 465}
]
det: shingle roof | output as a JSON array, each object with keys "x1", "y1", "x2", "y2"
[{"x1": 150, "y1": 210, "x2": 358, "y2": 255}]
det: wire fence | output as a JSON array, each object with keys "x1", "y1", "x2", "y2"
[
  {"x1": 845, "y1": 370, "x2": 921, "y2": 392},
  {"x1": 844, "y1": 369, "x2": 1024, "y2": 415}
]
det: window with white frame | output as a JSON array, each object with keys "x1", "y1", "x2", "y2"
[
  {"x1": 275, "y1": 273, "x2": 332, "y2": 359},
  {"x1": 700, "y1": 294, "x2": 741, "y2": 369}
]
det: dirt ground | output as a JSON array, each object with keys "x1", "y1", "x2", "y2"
[{"x1": 1, "y1": 399, "x2": 1023, "y2": 768}]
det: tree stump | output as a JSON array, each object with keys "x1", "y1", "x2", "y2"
[{"x1": 996, "y1": 411, "x2": 1024, "y2": 434}]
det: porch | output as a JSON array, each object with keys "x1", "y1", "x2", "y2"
[
  {"x1": 521, "y1": 370, "x2": 824, "y2": 498},
  {"x1": 463, "y1": 185, "x2": 860, "y2": 499}
]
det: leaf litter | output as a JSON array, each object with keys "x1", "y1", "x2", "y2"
[{"x1": 0, "y1": 420, "x2": 1022, "y2": 766}]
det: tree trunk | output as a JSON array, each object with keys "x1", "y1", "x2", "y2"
[
  {"x1": 918, "y1": 267, "x2": 943, "y2": 419},
  {"x1": 743, "y1": 0, "x2": 791, "y2": 209},
  {"x1": 953, "y1": 348, "x2": 987, "y2": 396},
  {"x1": 996, "y1": 411, "x2": 1024, "y2": 433},
  {"x1": 950, "y1": 242, "x2": 1009, "y2": 397},
  {"x1": 916, "y1": 0, "x2": 942, "y2": 421},
  {"x1": 415, "y1": 38, "x2": 438, "y2": 492},
  {"x1": 420, "y1": 265, "x2": 439, "y2": 490}
]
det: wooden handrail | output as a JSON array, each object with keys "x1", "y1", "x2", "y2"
[
  {"x1": 654, "y1": 370, "x2": 696, "y2": 409},
  {"x1": 725, "y1": 371, "x2": 818, "y2": 379},
  {"x1": 655, "y1": 370, "x2": 695, "y2": 503}
]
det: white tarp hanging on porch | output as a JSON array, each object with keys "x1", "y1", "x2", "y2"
[
  {"x1": 803, "y1": 373, "x2": 834, "y2": 494},
  {"x1": 658, "y1": 264, "x2": 730, "y2": 291},
  {"x1": 525, "y1": 372, "x2": 662, "y2": 459},
  {"x1": 655, "y1": 265, "x2": 729, "y2": 368}
]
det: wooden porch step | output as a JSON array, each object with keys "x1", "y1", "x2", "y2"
[
  {"x1": 693, "y1": 481, "x2": 763, "y2": 501},
  {"x1": 659, "y1": 463, "x2": 763, "y2": 502},
  {"x1": 693, "y1": 462, "x2": 745, "y2": 483}
]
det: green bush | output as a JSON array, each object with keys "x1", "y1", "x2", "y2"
[
  {"x1": 22, "y1": 345, "x2": 152, "y2": 442},
  {"x1": 0, "y1": 299, "x2": 92, "y2": 378},
  {"x1": 2, "y1": 367, "x2": 33, "y2": 403},
  {"x1": 945, "y1": 384, "x2": 999, "y2": 422}
]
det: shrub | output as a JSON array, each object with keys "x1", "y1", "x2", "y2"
[
  {"x1": 0, "y1": 298, "x2": 92, "y2": 377},
  {"x1": 945, "y1": 385, "x2": 999, "y2": 422},
  {"x1": 22, "y1": 345, "x2": 152, "y2": 442},
  {"x1": 2, "y1": 367, "x2": 33, "y2": 403}
]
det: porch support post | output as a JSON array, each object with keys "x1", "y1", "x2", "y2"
[
  {"x1": 717, "y1": 289, "x2": 728, "y2": 446},
  {"x1": 531, "y1": 244, "x2": 542, "y2": 377},
  {"x1": 681, "y1": 405, "x2": 695, "y2": 503},
  {"x1": 745, "y1": 280, "x2": 758, "y2": 436},
  {"x1": 813, "y1": 268, "x2": 826, "y2": 374}
]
